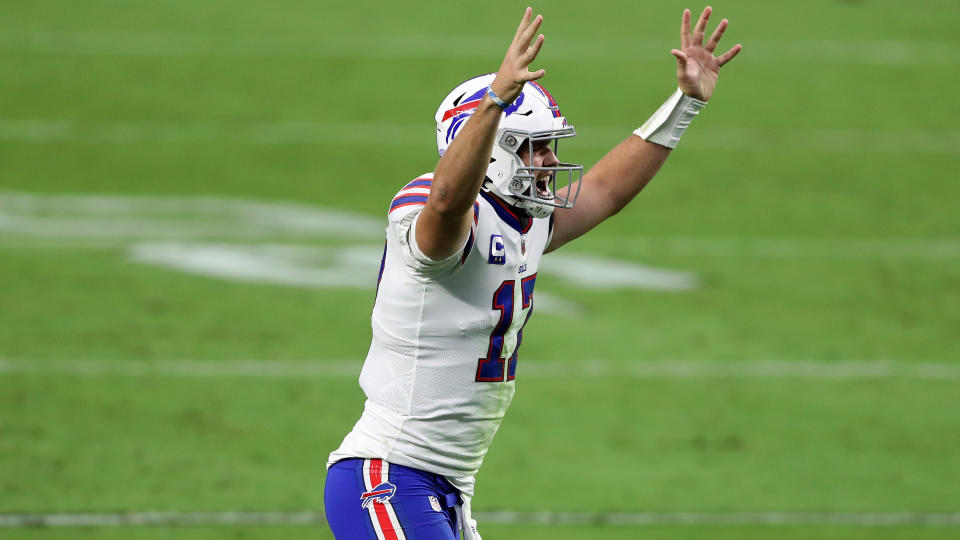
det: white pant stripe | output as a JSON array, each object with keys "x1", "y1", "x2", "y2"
[{"x1": 362, "y1": 459, "x2": 407, "y2": 540}]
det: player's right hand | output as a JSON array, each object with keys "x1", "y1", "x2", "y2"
[{"x1": 490, "y1": 7, "x2": 546, "y2": 104}]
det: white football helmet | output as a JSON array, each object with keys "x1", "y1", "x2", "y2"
[{"x1": 435, "y1": 73, "x2": 583, "y2": 219}]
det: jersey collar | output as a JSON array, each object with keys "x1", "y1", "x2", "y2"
[{"x1": 480, "y1": 191, "x2": 532, "y2": 234}]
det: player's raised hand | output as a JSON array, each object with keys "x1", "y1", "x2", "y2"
[
  {"x1": 490, "y1": 7, "x2": 546, "y2": 104},
  {"x1": 672, "y1": 6, "x2": 742, "y2": 102}
]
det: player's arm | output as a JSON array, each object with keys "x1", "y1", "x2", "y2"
[
  {"x1": 547, "y1": 6, "x2": 741, "y2": 252},
  {"x1": 415, "y1": 7, "x2": 547, "y2": 260}
]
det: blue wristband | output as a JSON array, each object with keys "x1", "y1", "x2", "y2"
[{"x1": 487, "y1": 86, "x2": 509, "y2": 108}]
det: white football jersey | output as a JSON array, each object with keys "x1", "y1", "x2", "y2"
[{"x1": 329, "y1": 173, "x2": 552, "y2": 496}]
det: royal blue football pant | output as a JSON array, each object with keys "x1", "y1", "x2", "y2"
[{"x1": 325, "y1": 458, "x2": 461, "y2": 540}]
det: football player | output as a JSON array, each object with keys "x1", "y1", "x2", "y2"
[{"x1": 325, "y1": 6, "x2": 741, "y2": 539}]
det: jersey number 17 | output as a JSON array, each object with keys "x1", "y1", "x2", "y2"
[{"x1": 475, "y1": 274, "x2": 536, "y2": 382}]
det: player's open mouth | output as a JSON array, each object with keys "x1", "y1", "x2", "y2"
[{"x1": 535, "y1": 178, "x2": 553, "y2": 200}]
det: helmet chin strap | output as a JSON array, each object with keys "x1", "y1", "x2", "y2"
[{"x1": 516, "y1": 199, "x2": 554, "y2": 219}]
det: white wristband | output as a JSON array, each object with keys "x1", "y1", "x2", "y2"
[{"x1": 633, "y1": 88, "x2": 706, "y2": 149}]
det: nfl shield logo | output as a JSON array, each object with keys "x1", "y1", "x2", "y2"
[
  {"x1": 428, "y1": 495, "x2": 442, "y2": 512},
  {"x1": 521, "y1": 236, "x2": 526, "y2": 255}
]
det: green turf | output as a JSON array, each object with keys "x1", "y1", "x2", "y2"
[
  {"x1": 4, "y1": 526, "x2": 960, "y2": 540},
  {"x1": 1, "y1": 0, "x2": 959, "y2": 538}
]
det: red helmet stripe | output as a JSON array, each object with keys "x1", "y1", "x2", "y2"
[{"x1": 441, "y1": 100, "x2": 482, "y2": 122}]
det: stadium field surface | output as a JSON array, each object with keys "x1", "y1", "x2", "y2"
[{"x1": 2, "y1": 0, "x2": 958, "y2": 538}]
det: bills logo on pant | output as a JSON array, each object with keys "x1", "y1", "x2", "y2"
[
  {"x1": 360, "y1": 459, "x2": 407, "y2": 540},
  {"x1": 360, "y1": 482, "x2": 397, "y2": 508}
]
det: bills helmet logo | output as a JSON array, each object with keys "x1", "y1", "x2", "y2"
[
  {"x1": 442, "y1": 89, "x2": 527, "y2": 145},
  {"x1": 360, "y1": 482, "x2": 397, "y2": 508}
]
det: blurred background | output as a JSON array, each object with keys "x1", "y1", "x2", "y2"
[{"x1": 1, "y1": 0, "x2": 958, "y2": 538}]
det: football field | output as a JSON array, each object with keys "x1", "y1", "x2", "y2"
[{"x1": 2, "y1": 0, "x2": 959, "y2": 538}]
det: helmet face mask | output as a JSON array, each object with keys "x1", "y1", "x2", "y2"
[
  {"x1": 435, "y1": 74, "x2": 584, "y2": 219},
  {"x1": 499, "y1": 129, "x2": 582, "y2": 219}
]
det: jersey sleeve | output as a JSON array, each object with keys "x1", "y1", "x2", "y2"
[{"x1": 387, "y1": 176, "x2": 479, "y2": 280}]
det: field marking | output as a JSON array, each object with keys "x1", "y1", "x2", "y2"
[
  {"x1": 0, "y1": 511, "x2": 323, "y2": 528},
  {"x1": 596, "y1": 236, "x2": 960, "y2": 260},
  {"x1": 3, "y1": 235, "x2": 960, "y2": 261},
  {"x1": 2, "y1": 118, "x2": 959, "y2": 154},
  {"x1": 479, "y1": 510, "x2": 960, "y2": 526},
  {"x1": 2, "y1": 358, "x2": 958, "y2": 380},
  {"x1": 1, "y1": 510, "x2": 959, "y2": 528},
  {"x1": 1, "y1": 30, "x2": 957, "y2": 66},
  {"x1": 2, "y1": 190, "x2": 958, "y2": 280},
  {"x1": 125, "y1": 242, "x2": 696, "y2": 295},
  {"x1": 0, "y1": 191, "x2": 385, "y2": 239},
  {"x1": 0, "y1": 191, "x2": 698, "y2": 303}
]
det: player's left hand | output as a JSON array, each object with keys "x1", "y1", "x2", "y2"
[{"x1": 672, "y1": 6, "x2": 742, "y2": 102}]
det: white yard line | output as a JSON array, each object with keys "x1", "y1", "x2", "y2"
[
  {"x1": 0, "y1": 192, "x2": 385, "y2": 238},
  {"x1": 0, "y1": 358, "x2": 361, "y2": 378},
  {"x1": 1, "y1": 358, "x2": 958, "y2": 380},
  {"x1": 1, "y1": 510, "x2": 958, "y2": 528},
  {"x1": 0, "y1": 511, "x2": 323, "y2": 528},
  {"x1": 478, "y1": 510, "x2": 960, "y2": 526},
  {"x1": 595, "y1": 236, "x2": 960, "y2": 260},
  {"x1": 2, "y1": 118, "x2": 959, "y2": 154},
  {"x1": 2, "y1": 235, "x2": 959, "y2": 260},
  {"x1": 1, "y1": 31, "x2": 957, "y2": 66}
]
